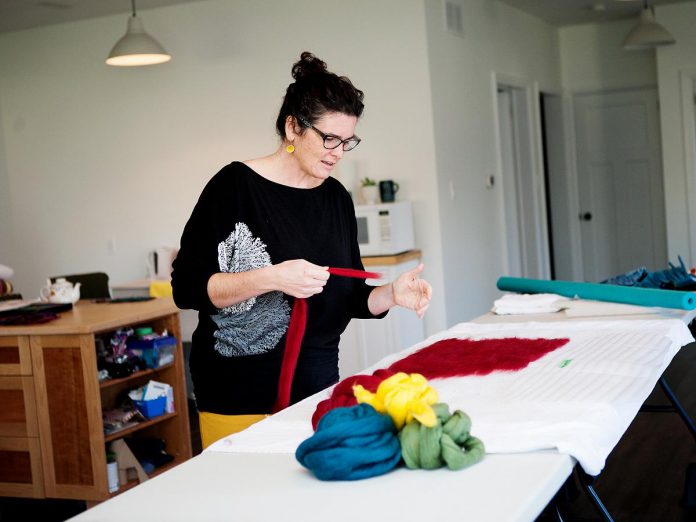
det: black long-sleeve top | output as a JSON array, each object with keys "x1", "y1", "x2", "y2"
[{"x1": 172, "y1": 162, "x2": 383, "y2": 414}]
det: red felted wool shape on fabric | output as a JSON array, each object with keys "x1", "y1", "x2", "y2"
[{"x1": 387, "y1": 337, "x2": 569, "y2": 379}]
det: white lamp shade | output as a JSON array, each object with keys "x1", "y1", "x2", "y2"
[
  {"x1": 623, "y1": 7, "x2": 676, "y2": 50},
  {"x1": 106, "y1": 16, "x2": 171, "y2": 66}
]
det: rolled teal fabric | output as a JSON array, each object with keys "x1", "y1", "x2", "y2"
[
  {"x1": 295, "y1": 403, "x2": 402, "y2": 481},
  {"x1": 497, "y1": 277, "x2": 696, "y2": 310}
]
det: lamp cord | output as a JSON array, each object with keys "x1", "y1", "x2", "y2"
[{"x1": 131, "y1": 0, "x2": 136, "y2": 18}]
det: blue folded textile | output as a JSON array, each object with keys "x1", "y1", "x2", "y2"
[
  {"x1": 295, "y1": 403, "x2": 402, "y2": 481},
  {"x1": 602, "y1": 256, "x2": 696, "y2": 290}
]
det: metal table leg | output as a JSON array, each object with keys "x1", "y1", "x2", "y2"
[
  {"x1": 576, "y1": 467, "x2": 615, "y2": 522},
  {"x1": 659, "y1": 376, "x2": 696, "y2": 441}
]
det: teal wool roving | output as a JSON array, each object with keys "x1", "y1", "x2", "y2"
[
  {"x1": 295, "y1": 403, "x2": 402, "y2": 480},
  {"x1": 399, "y1": 403, "x2": 485, "y2": 470}
]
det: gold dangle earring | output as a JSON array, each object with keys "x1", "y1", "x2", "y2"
[{"x1": 286, "y1": 144, "x2": 295, "y2": 154}]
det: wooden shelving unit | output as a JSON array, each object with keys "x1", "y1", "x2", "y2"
[
  {"x1": 0, "y1": 297, "x2": 192, "y2": 502},
  {"x1": 99, "y1": 362, "x2": 174, "y2": 390},
  {"x1": 104, "y1": 412, "x2": 178, "y2": 442}
]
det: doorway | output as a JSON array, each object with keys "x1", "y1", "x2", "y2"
[
  {"x1": 679, "y1": 71, "x2": 696, "y2": 266},
  {"x1": 495, "y1": 78, "x2": 550, "y2": 280},
  {"x1": 540, "y1": 92, "x2": 581, "y2": 282},
  {"x1": 573, "y1": 88, "x2": 667, "y2": 282}
]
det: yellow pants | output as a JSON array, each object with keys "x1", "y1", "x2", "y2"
[{"x1": 198, "y1": 411, "x2": 268, "y2": 450}]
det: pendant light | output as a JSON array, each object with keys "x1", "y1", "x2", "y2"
[
  {"x1": 622, "y1": 0, "x2": 675, "y2": 51},
  {"x1": 106, "y1": 0, "x2": 171, "y2": 66}
]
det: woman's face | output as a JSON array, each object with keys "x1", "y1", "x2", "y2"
[{"x1": 291, "y1": 112, "x2": 358, "y2": 182}]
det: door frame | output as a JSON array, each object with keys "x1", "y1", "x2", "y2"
[
  {"x1": 492, "y1": 71, "x2": 551, "y2": 280},
  {"x1": 680, "y1": 69, "x2": 696, "y2": 265}
]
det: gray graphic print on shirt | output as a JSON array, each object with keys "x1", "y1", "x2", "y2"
[{"x1": 211, "y1": 222, "x2": 290, "y2": 357}]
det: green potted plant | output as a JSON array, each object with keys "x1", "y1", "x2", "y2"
[{"x1": 360, "y1": 177, "x2": 379, "y2": 205}]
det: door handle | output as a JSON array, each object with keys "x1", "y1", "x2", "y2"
[{"x1": 579, "y1": 212, "x2": 593, "y2": 221}]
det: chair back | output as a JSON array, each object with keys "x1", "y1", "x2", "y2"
[{"x1": 51, "y1": 272, "x2": 111, "y2": 300}]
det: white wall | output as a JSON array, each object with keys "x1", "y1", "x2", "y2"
[
  {"x1": 0, "y1": 0, "x2": 448, "y2": 335},
  {"x1": 559, "y1": 19, "x2": 657, "y2": 93},
  {"x1": 423, "y1": 0, "x2": 562, "y2": 326},
  {"x1": 559, "y1": 7, "x2": 696, "y2": 268},
  {"x1": 655, "y1": 2, "x2": 696, "y2": 267}
]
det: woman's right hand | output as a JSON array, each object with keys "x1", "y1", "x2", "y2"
[{"x1": 270, "y1": 260, "x2": 329, "y2": 298}]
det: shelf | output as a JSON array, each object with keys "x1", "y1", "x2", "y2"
[
  {"x1": 104, "y1": 412, "x2": 178, "y2": 442},
  {"x1": 109, "y1": 454, "x2": 187, "y2": 497},
  {"x1": 99, "y1": 362, "x2": 174, "y2": 389}
]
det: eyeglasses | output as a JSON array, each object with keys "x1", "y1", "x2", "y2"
[{"x1": 296, "y1": 116, "x2": 361, "y2": 151}]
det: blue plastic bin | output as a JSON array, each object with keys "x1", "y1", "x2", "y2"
[
  {"x1": 127, "y1": 336, "x2": 176, "y2": 369},
  {"x1": 133, "y1": 396, "x2": 166, "y2": 419}
]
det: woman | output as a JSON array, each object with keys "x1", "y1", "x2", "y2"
[{"x1": 172, "y1": 52, "x2": 432, "y2": 449}]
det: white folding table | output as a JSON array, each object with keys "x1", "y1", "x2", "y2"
[{"x1": 69, "y1": 304, "x2": 696, "y2": 522}]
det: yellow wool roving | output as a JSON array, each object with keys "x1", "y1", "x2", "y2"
[{"x1": 353, "y1": 372, "x2": 438, "y2": 429}]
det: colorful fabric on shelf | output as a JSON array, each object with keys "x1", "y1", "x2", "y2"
[
  {"x1": 0, "y1": 311, "x2": 59, "y2": 326},
  {"x1": 399, "y1": 403, "x2": 485, "y2": 471},
  {"x1": 295, "y1": 403, "x2": 401, "y2": 481}
]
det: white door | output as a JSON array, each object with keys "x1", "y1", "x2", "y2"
[{"x1": 574, "y1": 89, "x2": 667, "y2": 282}]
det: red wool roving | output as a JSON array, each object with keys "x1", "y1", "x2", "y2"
[
  {"x1": 272, "y1": 267, "x2": 384, "y2": 413},
  {"x1": 387, "y1": 337, "x2": 569, "y2": 379}
]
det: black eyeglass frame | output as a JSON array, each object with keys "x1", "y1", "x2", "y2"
[{"x1": 296, "y1": 116, "x2": 361, "y2": 151}]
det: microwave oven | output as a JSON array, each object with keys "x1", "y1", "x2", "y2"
[{"x1": 354, "y1": 201, "x2": 415, "y2": 257}]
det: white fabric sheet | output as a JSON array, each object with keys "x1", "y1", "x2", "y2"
[{"x1": 207, "y1": 319, "x2": 693, "y2": 476}]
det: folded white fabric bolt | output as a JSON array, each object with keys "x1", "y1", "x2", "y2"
[{"x1": 492, "y1": 293, "x2": 570, "y2": 315}]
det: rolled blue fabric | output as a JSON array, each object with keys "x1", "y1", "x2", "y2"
[
  {"x1": 295, "y1": 403, "x2": 402, "y2": 481},
  {"x1": 497, "y1": 277, "x2": 696, "y2": 310}
]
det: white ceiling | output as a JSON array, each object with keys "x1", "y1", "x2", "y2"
[
  {"x1": 0, "y1": 0, "x2": 693, "y2": 33},
  {"x1": 497, "y1": 0, "x2": 695, "y2": 26},
  {"x1": 0, "y1": 0, "x2": 207, "y2": 33}
]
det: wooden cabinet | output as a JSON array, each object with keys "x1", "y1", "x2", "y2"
[
  {"x1": 0, "y1": 336, "x2": 43, "y2": 498},
  {"x1": 0, "y1": 298, "x2": 191, "y2": 501}
]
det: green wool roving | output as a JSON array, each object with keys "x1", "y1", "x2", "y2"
[{"x1": 398, "y1": 403, "x2": 485, "y2": 471}]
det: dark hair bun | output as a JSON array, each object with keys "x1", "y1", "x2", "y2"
[
  {"x1": 275, "y1": 51, "x2": 364, "y2": 139},
  {"x1": 291, "y1": 52, "x2": 327, "y2": 81}
]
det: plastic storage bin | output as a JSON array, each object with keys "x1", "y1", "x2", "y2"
[
  {"x1": 133, "y1": 396, "x2": 167, "y2": 419},
  {"x1": 127, "y1": 336, "x2": 176, "y2": 369}
]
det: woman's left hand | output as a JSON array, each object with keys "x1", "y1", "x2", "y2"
[{"x1": 392, "y1": 263, "x2": 432, "y2": 318}]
